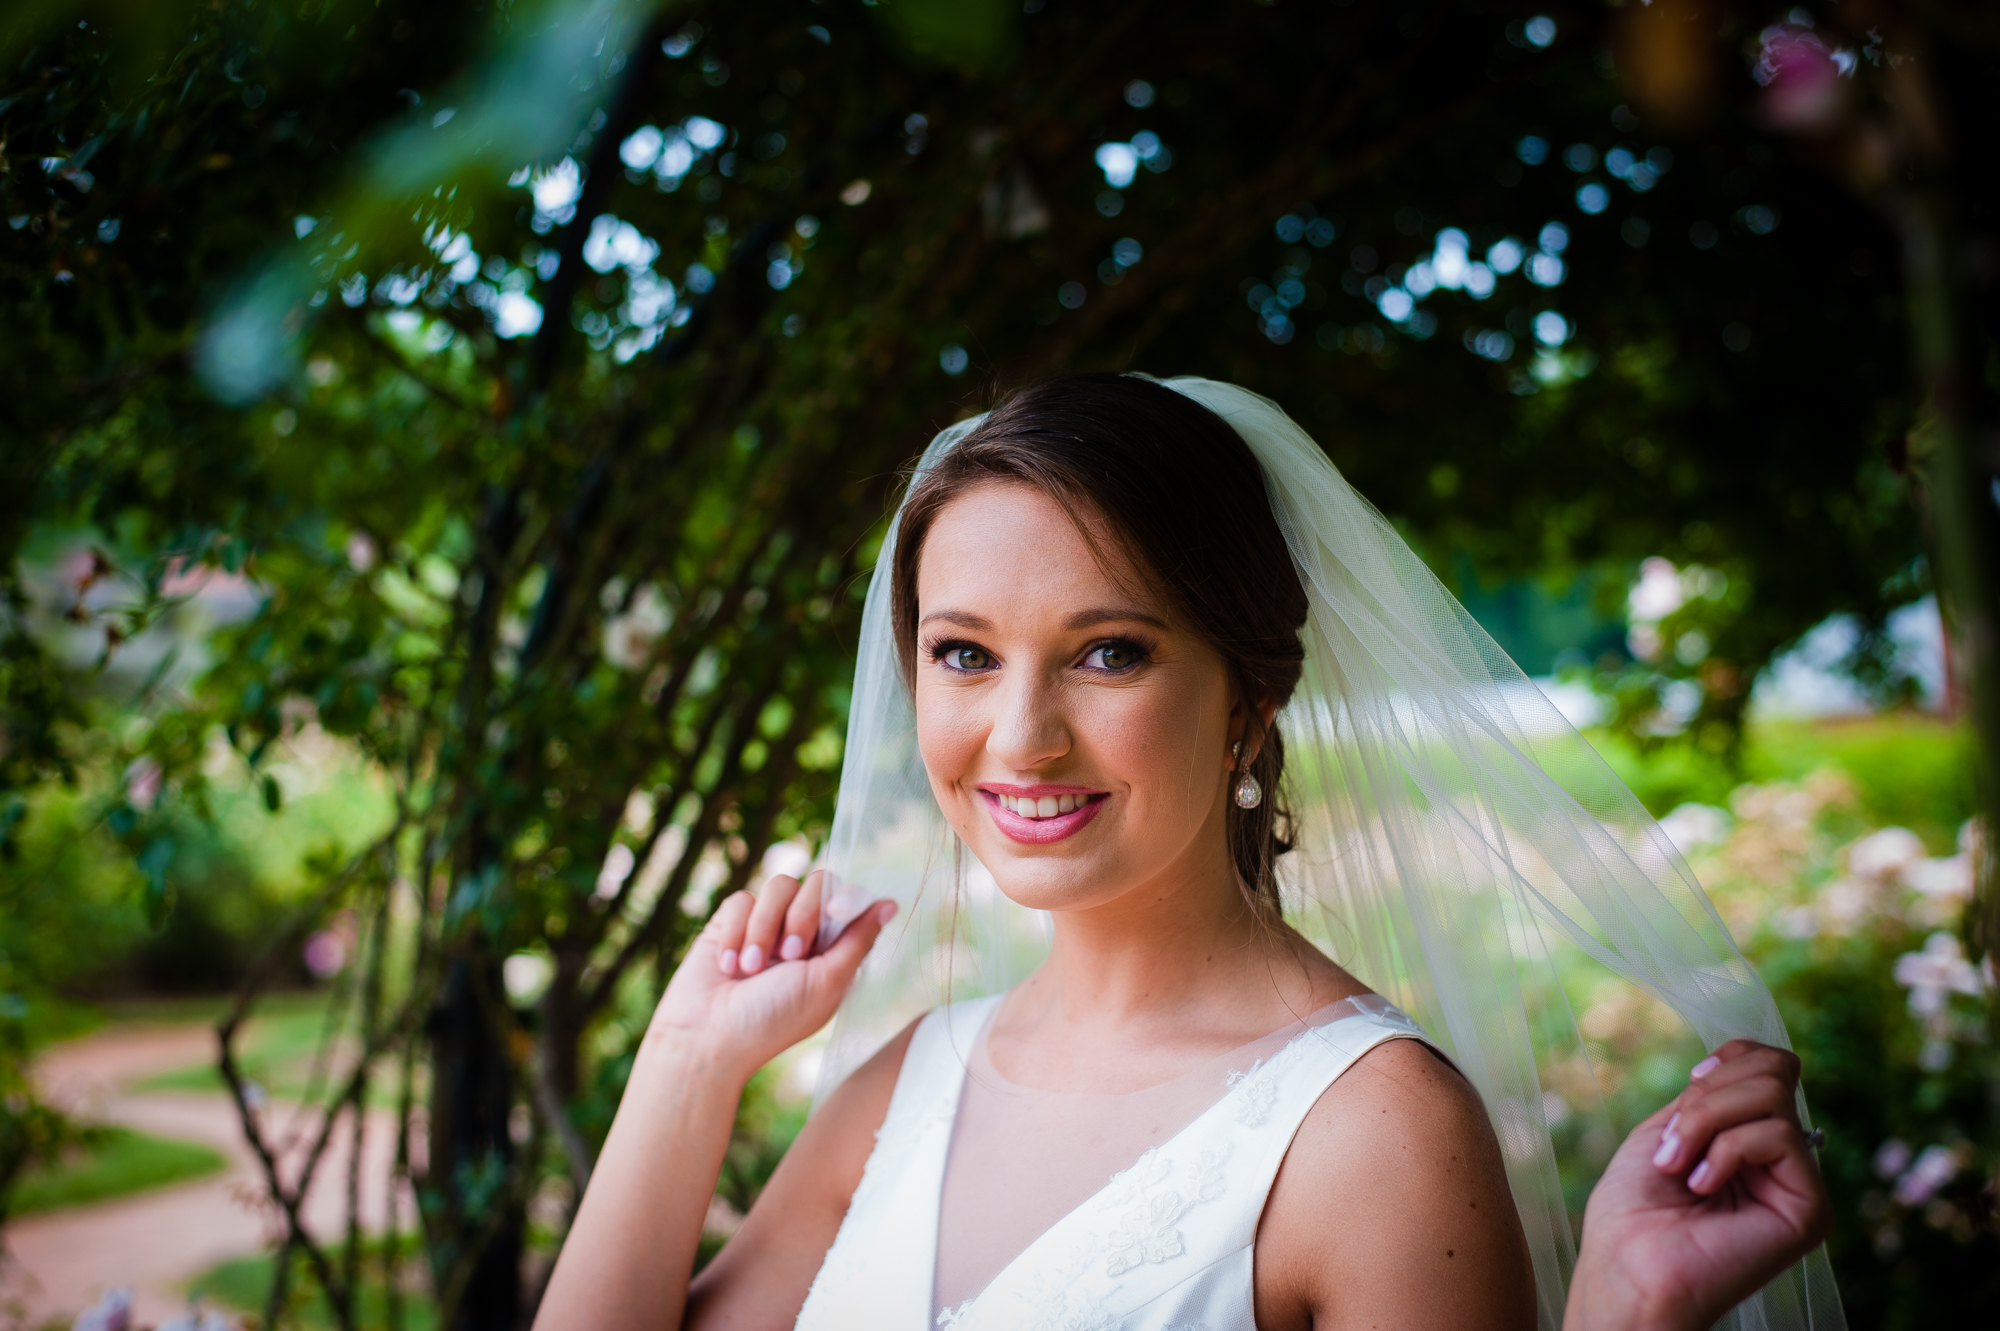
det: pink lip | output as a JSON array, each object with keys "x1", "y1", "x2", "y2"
[{"x1": 979, "y1": 788, "x2": 1108, "y2": 845}]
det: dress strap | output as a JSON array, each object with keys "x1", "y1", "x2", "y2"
[{"x1": 795, "y1": 995, "x2": 1002, "y2": 1331}]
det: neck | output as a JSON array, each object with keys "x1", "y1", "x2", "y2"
[{"x1": 1020, "y1": 834, "x2": 1300, "y2": 1034}]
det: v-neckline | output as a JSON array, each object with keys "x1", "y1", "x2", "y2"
[{"x1": 930, "y1": 996, "x2": 1391, "y2": 1322}]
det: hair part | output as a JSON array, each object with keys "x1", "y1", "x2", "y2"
[{"x1": 889, "y1": 373, "x2": 1309, "y2": 910}]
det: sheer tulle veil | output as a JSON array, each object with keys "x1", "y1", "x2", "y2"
[{"x1": 807, "y1": 376, "x2": 1842, "y2": 1331}]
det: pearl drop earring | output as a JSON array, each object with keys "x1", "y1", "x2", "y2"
[{"x1": 1232, "y1": 740, "x2": 1263, "y2": 810}]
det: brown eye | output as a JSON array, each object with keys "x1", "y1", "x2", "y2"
[{"x1": 944, "y1": 646, "x2": 991, "y2": 671}]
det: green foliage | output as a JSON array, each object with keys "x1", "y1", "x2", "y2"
[
  {"x1": 2, "y1": 0, "x2": 1992, "y2": 1319},
  {"x1": 1571, "y1": 730, "x2": 1998, "y2": 1326},
  {"x1": 191, "y1": 1241, "x2": 438, "y2": 1331},
  {"x1": 0, "y1": 998, "x2": 97, "y2": 1224},
  {"x1": 5, "y1": 1125, "x2": 226, "y2": 1216}
]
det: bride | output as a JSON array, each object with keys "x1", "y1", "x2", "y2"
[{"x1": 535, "y1": 375, "x2": 1835, "y2": 1330}]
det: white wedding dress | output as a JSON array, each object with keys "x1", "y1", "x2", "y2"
[{"x1": 795, "y1": 993, "x2": 1439, "y2": 1331}]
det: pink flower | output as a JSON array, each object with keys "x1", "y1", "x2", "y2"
[
  {"x1": 1754, "y1": 27, "x2": 1848, "y2": 131},
  {"x1": 303, "y1": 929, "x2": 348, "y2": 978},
  {"x1": 124, "y1": 757, "x2": 162, "y2": 811},
  {"x1": 1872, "y1": 1138, "x2": 1912, "y2": 1181},
  {"x1": 1891, "y1": 1144, "x2": 1959, "y2": 1207}
]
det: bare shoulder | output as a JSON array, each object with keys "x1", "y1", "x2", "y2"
[
  {"x1": 685, "y1": 1017, "x2": 922, "y2": 1328},
  {"x1": 1253, "y1": 1037, "x2": 1536, "y2": 1331}
]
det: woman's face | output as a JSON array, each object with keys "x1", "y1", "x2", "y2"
[{"x1": 912, "y1": 481, "x2": 1244, "y2": 915}]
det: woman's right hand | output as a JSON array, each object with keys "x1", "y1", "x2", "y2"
[{"x1": 643, "y1": 869, "x2": 897, "y2": 1083}]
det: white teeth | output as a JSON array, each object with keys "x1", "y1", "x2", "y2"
[{"x1": 1000, "y1": 793, "x2": 1090, "y2": 819}]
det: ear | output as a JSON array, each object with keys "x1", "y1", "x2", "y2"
[{"x1": 1228, "y1": 694, "x2": 1281, "y2": 769}]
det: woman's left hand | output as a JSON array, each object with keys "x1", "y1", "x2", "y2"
[{"x1": 1565, "y1": 1039, "x2": 1834, "y2": 1331}]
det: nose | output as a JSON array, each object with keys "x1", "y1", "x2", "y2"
[{"x1": 985, "y1": 666, "x2": 1072, "y2": 772}]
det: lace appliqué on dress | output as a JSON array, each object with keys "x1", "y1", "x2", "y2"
[
  {"x1": 1225, "y1": 1058, "x2": 1280, "y2": 1128},
  {"x1": 1027, "y1": 1285, "x2": 1118, "y2": 1331},
  {"x1": 1100, "y1": 1146, "x2": 1230, "y2": 1277}
]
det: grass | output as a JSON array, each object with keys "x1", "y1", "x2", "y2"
[
  {"x1": 1745, "y1": 713, "x2": 1976, "y2": 850},
  {"x1": 6, "y1": 1127, "x2": 227, "y2": 1215},
  {"x1": 1583, "y1": 711, "x2": 1975, "y2": 839},
  {"x1": 190, "y1": 1247, "x2": 437, "y2": 1331},
  {"x1": 129, "y1": 989, "x2": 379, "y2": 1102}
]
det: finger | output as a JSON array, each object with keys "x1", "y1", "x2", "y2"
[
  {"x1": 1683, "y1": 1049, "x2": 1802, "y2": 1119},
  {"x1": 1654, "y1": 1076, "x2": 1798, "y2": 1174},
  {"x1": 780, "y1": 869, "x2": 825, "y2": 963},
  {"x1": 740, "y1": 874, "x2": 802, "y2": 975},
  {"x1": 1686, "y1": 1118, "x2": 1817, "y2": 1201},
  {"x1": 1655, "y1": 1047, "x2": 1794, "y2": 1128},
  {"x1": 1688, "y1": 1039, "x2": 1800, "y2": 1079},
  {"x1": 705, "y1": 891, "x2": 757, "y2": 976},
  {"x1": 806, "y1": 899, "x2": 897, "y2": 1000},
  {"x1": 815, "y1": 876, "x2": 874, "y2": 953}
]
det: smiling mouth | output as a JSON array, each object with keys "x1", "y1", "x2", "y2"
[
  {"x1": 994, "y1": 792, "x2": 1096, "y2": 819},
  {"x1": 979, "y1": 788, "x2": 1108, "y2": 844}
]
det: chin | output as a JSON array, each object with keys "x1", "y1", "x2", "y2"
[{"x1": 970, "y1": 844, "x2": 1126, "y2": 914}]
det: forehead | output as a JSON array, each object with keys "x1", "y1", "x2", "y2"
[{"x1": 916, "y1": 480, "x2": 1164, "y2": 618}]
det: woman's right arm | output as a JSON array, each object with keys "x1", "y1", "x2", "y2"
[{"x1": 532, "y1": 871, "x2": 898, "y2": 1331}]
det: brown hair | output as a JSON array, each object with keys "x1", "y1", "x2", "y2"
[{"x1": 889, "y1": 373, "x2": 1310, "y2": 909}]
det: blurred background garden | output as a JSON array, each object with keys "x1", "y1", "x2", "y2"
[{"x1": 2, "y1": 0, "x2": 1996, "y2": 1327}]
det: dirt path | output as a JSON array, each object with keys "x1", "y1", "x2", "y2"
[{"x1": 4, "y1": 1020, "x2": 413, "y2": 1329}]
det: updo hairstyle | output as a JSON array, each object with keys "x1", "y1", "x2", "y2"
[{"x1": 889, "y1": 373, "x2": 1311, "y2": 910}]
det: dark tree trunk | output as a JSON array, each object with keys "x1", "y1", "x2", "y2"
[{"x1": 429, "y1": 957, "x2": 524, "y2": 1330}]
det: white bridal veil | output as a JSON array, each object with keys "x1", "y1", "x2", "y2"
[{"x1": 809, "y1": 376, "x2": 1841, "y2": 1331}]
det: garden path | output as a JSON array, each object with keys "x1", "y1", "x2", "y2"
[{"x1": 5, "y1": 1016, "x2": 411, "y2": 1329}]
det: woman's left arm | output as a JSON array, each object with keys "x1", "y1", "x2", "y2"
[{"x1": 1254, "y1": 1038, "x2": 1538, "y2": 1331}]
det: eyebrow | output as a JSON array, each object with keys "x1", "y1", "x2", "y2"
[
  {"x1": 918, "y1": 609, "x2": 995, "y2": 631},
  {"x1": 1064, "y1": 606, "x2": 1169, "y2": 632},
  {"x1": 917, "y1": 606, "x2": 1169, "y2": 632}
]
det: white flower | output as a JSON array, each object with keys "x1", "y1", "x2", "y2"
[
  {"x1": 601, "y1": 583, "x2": 673, "y2": 670},
  {"x1": 1892, "y1": 932, "x2": 1984, "y2": 1016},
  {"x1": 1847, "y1": 826, "x2": 1925, "y2": 881},
  {"x1": 1658, "y1": 802, "x2": 1732, "y2": 854},
  {"x1": 1902, "y1": 852, "x2": 1974, "y2": 901},
  {"x1": 1815, "y1": 878, "x2": 1874, "y2": 935}
]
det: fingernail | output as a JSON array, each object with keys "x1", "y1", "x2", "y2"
[
  {"x1": 1651, "y1": 1114, "x2": 1682, "y2": 1169},
  {"x1": 879, "y1": 900, "x2": 899, "y2": 922},
  {"x1": 719, "y1": 948, "x2": 738, "y2": 975},
  {"x1": 1691, "y1": 1055, "x2": 1721, "y2": 1080},
  {"x1": 781, "y1": 934, "x2": 806, "y2": 961},
  {"x1": 1688, "y1": 1159, "x2": 1713, "y2": 1191},
  {"x1": 740, "y1": 944, "x2": 764, "y2": 974}
]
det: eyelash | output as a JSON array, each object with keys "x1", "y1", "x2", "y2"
[
  {"x1": 1082, "y1": 637, "x2": 1152, "y2": 673},
  {"x1": 925, "y1": 638, "x2": 994, "y2": 673},
  {"x1": 921, "y1": 636, "x2": 1154, "y2": 675}
]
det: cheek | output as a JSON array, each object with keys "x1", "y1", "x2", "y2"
[
  {"x1": 1083, "y1": 679, "x2": 1226, "y2": 796},
  {"x1": 913, "y1": 684, "x2": 986, "y2": 791}
]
